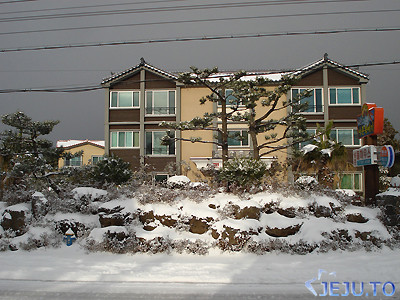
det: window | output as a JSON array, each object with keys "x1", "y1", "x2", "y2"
[
  {"x1": 218, "y1": 130, "x2": 249, "y2": 147},
  {"x1": 146, "y1": 90, "x2": 175, "y2": 115},
  {"x1": 292, "y1": 88, "x2": 323, "y2": 113},
  {"x1": 110, "y1": 91, "x2": 139, "y2": 108},
  {"x1": 329, "y1": 87, "x2": 360, "y2": 105},
  {"x1": 110, "y1": 131, "x2": 139, "y2": 148},
  {"x1": 299, "y1": 129, "x2": 317, "y2": 149},
  {"x1": 91, "y1": 156, "x2": 104, "y2": 164},
  {"x1": 330, "y1": 128, "x2": 361, "y2": 146},
  {"x1": 154, "y1": 174, "x2": 169, "y2": 182},
  {"x1": 65, "y1": 156, "x2": 82, "y2": 167},
  {"x1": 145, "y1": 131, "x2": 175, "y2": 155},
  {"x1": 218, "y1": 89, "x2": 243, "y2": 106},
  {"x1": 340, "y1": 173, "x2": 362, "y2": 191}
]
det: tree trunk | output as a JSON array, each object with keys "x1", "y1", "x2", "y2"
[
  {"x1": 249, "y1": 110, "x2": 260, "y2": 160},
  {"x1": 221, "y1": 92, "x2": 229, "y2": 166}
]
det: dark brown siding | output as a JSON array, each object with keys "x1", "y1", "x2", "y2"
[
  {"x1": 328, "y1": 69, "x2": 359, "y2": 85},
  {"x1": 302, "y1": 114, "x2": 325, "y2": 121},
  {"x1": 332, "y1": 122, "x2": 358, "y2": 128},
  {"x1": 145, "y1": 124, "x2": 170, "y2": 130},
  {"x1": 295, "y1": 70, "x2": 323, "y2": 86},
  {"x1": 110, "y1": 109, "x2": 140, "y2": 122},
  {"x1": 145, "y1": 156, "x2": 176, "y2": 172},
  {"x1": 110, "y1": 149, "x2": 141, "y2": 169},
  {"x1": 145, "y1": 71, "x2": 176, "y2": 89},
  {"x1": 329, "y1": 106, "x2": 361, "y2": 120},
  {"x1": 112, "y1": 73, "x2": 141, "y2": 89},
  {"x1": 144, "y1": 116, "x2": 176, "y2": 123},
  {"x1": 109, "y1": 124, "x2": 140, "y2": 130}
]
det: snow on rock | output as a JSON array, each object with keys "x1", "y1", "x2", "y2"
[
  {"x1": 99, "y1": 198, "x2": 137, "y2": 214},
  {"x1": 376, "y1": 187, "x2": 400, "y2": 197},
  {"x1": 336, "y1": 189, "x2": 356, "y2": 197},
  {"x1": 32, "y1": 191, "x2": 47, "y2": 200},
  {"x1": 260, "y1": 212, "x2": 303, "y2": 228},
  {"x1": 88, "y1": 226, "x2": 128, "y2": 243},
  {"x1": 296, "y1": 176, "x2": 317, "y2": 185},
  {"x1": 390, "y1": 175, "x2": 400, "y2": 187},
  {"x1": 72, "y1": 187, "x2": 107, "y2": 200},
  {"x1": 50, "y1": 212, "x2": 100, "y2": 226},
  {"x1": 311, "y1": 194, "x2": 340, "y2": 208},
  {"x1": 212, "y1": 218, "x2": 262, "y2": 232},
  {"x1": 5, "y1": 203, "x2": 30, "y2": 212},
  {"x1": 167, "y1": 175, "x2": 191, "y2": 187}
]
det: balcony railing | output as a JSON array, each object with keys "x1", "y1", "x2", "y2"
[
  {"x1": 213, "y1": 149, "x2": 254, "y2": 159},
  {"x1": 146, "y1": 106, "x2": 176, "y2": 115}
]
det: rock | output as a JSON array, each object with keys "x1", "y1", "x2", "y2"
[
  {"x1": 1, "y1": 204, "x2": 30, "y2": 236},
  {"x1": 188, "y1": 217, "x2": 212, "y2": 234},
  {"x1": 139, "y1": 210, "x2": 177, "y2": 229},
  {"x1": 277, "y1": 207, "x2": 296, "y2": 218},
  {"x1": 314, "y1": 206, "x2": 332, "y2": 218},
  {"x1": 346, "y1": 213, "x2": 368, "y2": 223},
  {"x1": 99, "y1": 213, "x2": 126, "y2": 228},
  {"x1": 265, "y1": 224, "x2": 302, "y2": 237},
  {"x1": 139, "y1": 210, "x2": 155, "y2": 224},
  {"x1": 233, "y1": 206, "x2": 261, "y2": 220},
  {"x1": 31, "y1": 192, "x2": 49, "y2": 219},
  {"x1": 155, "y1": 214, "x2": 177, "y2": 228}
]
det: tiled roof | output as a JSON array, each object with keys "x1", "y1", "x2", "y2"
[
  {"x1": 292, "y1": 54, "x2": 369, "y2": 80},
  {"x1": 101, "y1": 58, "x2": 178, "y2": 86},
  {"x1": 101, "y1": 55, "x2": 368, "y2": 86}
]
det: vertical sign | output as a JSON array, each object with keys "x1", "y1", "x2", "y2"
[{"x1": 357, "y1": 103, "x2": 384, "y2": 138}]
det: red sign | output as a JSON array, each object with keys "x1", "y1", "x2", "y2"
[{"x1": 357, "y1": 103, "x2": 384, "y2": 138}]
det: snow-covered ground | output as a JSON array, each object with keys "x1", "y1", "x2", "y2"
[
  {"x1": 1, "y1": 180, "x2": 399, "y2": 298},
  {"x1": 0, "y1": 245, "x2": 398, "y2": 298}
]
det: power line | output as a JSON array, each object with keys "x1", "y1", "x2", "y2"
[
  {"x1": 1, "y1": 26, "x2": 399, "y2": 53},
  {"x1": 0, "y1": 0, "x2": 188, "y2": 15},
  {"x1": 0, "y1": 0, "x2": 36, "y2": 4},
  {"x1": 1, "y1": 8, "x2": 399, "y2": 36},
  {"x1": 0, "y1": 0, "x2": 376, "y2": 23},
  {"x1": 0, "y1": 60, "x2": 399, "y2": 93}
]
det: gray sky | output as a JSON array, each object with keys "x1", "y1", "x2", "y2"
[{"x1": 0, "y1": 0, "x2": 399, "y2": 143}]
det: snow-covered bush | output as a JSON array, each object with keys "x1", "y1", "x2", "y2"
[
  {"x1": 295, "y1": 176, "x2": 318, "y2": 190},
  {"x1": 218, "y1": 157, "x2": 268, "y2": 190},
  {"x1": 171, "y1": 239, "x2": 209, "y2": 255},
  {"x1": 167, "y1": 175, "x2": 191, "y2": 189}
]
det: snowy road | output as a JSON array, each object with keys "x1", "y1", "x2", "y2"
[
  {"x1": 0, "y1": 246, "x2": 398, "y2": 299},
  {"x1": 0, "y1": 280, "x2": 308, "y2": 299},
  {"x1": 0, "y1": 280, "x2": 398, "y2": 299}
]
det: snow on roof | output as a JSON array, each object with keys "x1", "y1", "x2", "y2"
[
  {"x1": 56, "y1": 140, "x2": 105, "y2": 149},
  {"x1": 206, "y1": 71, "x2": 290, "y2": 82}
]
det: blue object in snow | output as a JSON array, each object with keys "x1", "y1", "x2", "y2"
[{"x1": 63, "y1": 229, "x2": 76, "y2": 246}]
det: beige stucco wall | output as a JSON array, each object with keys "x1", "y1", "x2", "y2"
[
  {"x1": 254, "y1": 86, "x2": 288, "y2": 164},
  {"x1": 180, "y1": 87, "x2": 214, "y2": 180},
  {"x1": 180, "y1": 84, "x2": 289, "y2": 181},
  {"x1": 58, "y1": 144, "x2": 105, "y2": 168}
]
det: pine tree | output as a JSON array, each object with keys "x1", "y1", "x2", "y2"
[
  {"x1": 0, "y1": 112, "x2": 63, "y2": 196},
  {"x1": 161, "y1": 67, "x2": 247, "y2": 166},
  {"x1": 377, "y1": 118, "x2": 400, "y2": 151},
  {"x1": 161, "y1": 67, "x2": 312, "y2": 164},
  {"x1": 291, "y1": 122, "x2": 349, "y2": 188}
]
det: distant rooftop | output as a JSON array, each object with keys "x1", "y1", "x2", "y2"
[{"x1": 56, "y1": 140, "x2": 105, "y2": 149}]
